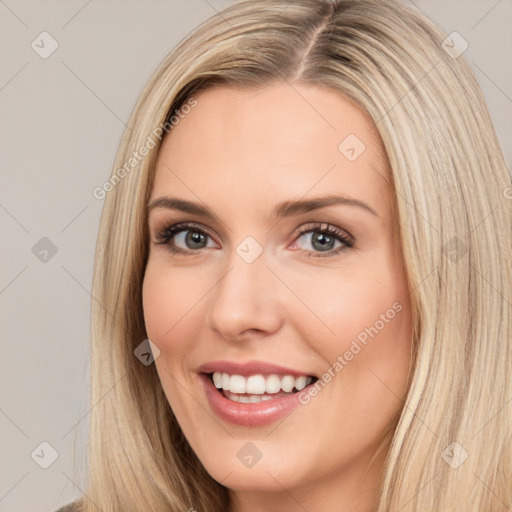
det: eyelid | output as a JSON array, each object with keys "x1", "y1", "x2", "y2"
[{"x1": 290, "y1": 222, "x2": 354, "y2": 246}]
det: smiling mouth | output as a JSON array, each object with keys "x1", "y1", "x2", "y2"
[{"x1": 207, "y1": 371, "x2": 319, "y2": 403}]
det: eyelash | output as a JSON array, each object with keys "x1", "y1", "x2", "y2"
[{"x1": 153, "y1": 221, "x2": 354, "y2": 258}]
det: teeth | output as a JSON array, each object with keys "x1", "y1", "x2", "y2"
[
  {"x1": 224, "y1": 390, "x2": 297, "y2": 403},
  {"x1": 281, "y1": 375, "x2": 295, "y2": 392},
  {"x1": 295, "y1": 376, "x2": 307, "y2": 391},
  {"x1": 265, "y1": 374, "x2": 281, "y2": 394},
  {"x1": 230, "y1": 374, "x2": 246, "y2": 394},
  {"x1": 212, "y1": 372, "x2": 222, "y2": 388},
  {"x1": 247, "y1": 374, "x2": 266, "y2": 394},
  {"x1": 211, "y1": 372, "x2": 313, "y2": 394}
]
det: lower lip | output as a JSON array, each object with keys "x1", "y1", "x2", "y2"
[{"x1": 199, "y1": 373, "x2": 309, "y2": 427}]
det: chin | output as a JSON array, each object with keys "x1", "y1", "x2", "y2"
[{"x1": 193, "y1": 441, "x2": 309, "y2": 492}]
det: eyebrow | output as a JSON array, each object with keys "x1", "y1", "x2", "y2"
[{"x1": 147, "y1": 194, "x2": 378, "y2": 219}]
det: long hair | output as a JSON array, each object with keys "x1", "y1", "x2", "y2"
[{"x1": 78, "y1": 1, "x2": 512, "y2": 510}]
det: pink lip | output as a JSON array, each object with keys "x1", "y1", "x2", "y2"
[
  {"x1": 198, "y1": 373, "x2": 312, "y2": 427},
  {"x1": 197, "y1": 359, "x2": 316, "y2": 377}
]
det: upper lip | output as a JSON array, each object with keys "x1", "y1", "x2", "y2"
[{"x1": 197, "y1": 360, "x2": 317, "y2": 378}]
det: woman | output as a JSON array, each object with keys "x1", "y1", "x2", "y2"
[{"x1": 58, "y1": 0, "x2": 511, "y2": 510}]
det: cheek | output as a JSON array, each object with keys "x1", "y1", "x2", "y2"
[
  {"x1": 282, "y1": 256, "x2": 412, "y2": 377},
  {"x1": 286, "y1": 264, "x2": 408, "y2": 337},
  {"x1": 142, "y1": 262, "x2": 209, "y2": 344},
  {"x1": 142, "y1": 270, "x2": 174, "y2": 343},
  {"x1": 142, "y1": 263, "x2": 207, "y2": 422}
]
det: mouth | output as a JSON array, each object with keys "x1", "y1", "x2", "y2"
[
  {"x1": 204, "y1": 371, "x2": 319, "y2": 403},
  {"x1": 196, "y1": 360, "x2": 320, "y2": 426}
]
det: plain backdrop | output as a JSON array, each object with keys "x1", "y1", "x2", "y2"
[{"x1": 0, "y1": 1, "x2": 510, "y2": 511}]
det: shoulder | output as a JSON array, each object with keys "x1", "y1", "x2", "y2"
[{"x1": 55, "y1": 500, "x2": 81, "y2": 512}]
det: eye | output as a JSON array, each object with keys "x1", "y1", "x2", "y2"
[
  {"x1": 153, "y1": 222, "x2": 218, "y2": 254},
  {"x1": 290, "y1": 222, "x2": 354, "y2": 257},
  {"x1": 152, "y1": 221, "x2": 354, "y2": 258}
]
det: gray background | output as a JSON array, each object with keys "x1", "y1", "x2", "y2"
[{"x1": 0, "y1": 1, "x2": 510, "y2": 511}]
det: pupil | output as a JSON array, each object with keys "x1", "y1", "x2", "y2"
[
  {"x1": 187, "y1": 231, "x2": 206, "y2": 249},
  {"x1": 312, "y1": 233, "x2": 333, "y2": 251}
]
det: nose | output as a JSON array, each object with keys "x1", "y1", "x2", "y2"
[{"x1": 205, "y1": 249, "x2": 284, "y2": 342}]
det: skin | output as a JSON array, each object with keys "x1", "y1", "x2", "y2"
[{"x1": 142, "y1": 82, "x2": 413, "y2": 512}]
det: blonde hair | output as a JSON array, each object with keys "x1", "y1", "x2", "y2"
[{"x1": 78, "y1": 1, "x2": 512, "y2": 510}]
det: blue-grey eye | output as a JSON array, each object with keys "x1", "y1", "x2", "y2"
[
  {"x1": 296, "y1": 231, "x2": 342, "y2": 252},
  {"x1": 174, "y1": 230, "x2": 216, "y2": 250}
]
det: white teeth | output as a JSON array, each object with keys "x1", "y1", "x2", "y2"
[
  {"x1": 211, "y1": 372, "x2": 314, "y2": 395},
  {"x1": 229, "y1": 374, "x2": 246, "y2": 394},
  {"x1": 295, "y1": 376, "x2": 307, "y2": 391},
  {"x1": 223, "y1": 390, "x2": 293, "y2": 403},
  {"x1": 280, "y1": 375, "x2": 295, "y2": 392},
  {"x1": 246, "y1": 374, "x2": 266, "y2": 394},
  {"x1": 212, "y1": 372, "x2": 222, "y2": 388},
  {"x1": 265, "y1": 374, "x2": 281, "y2": 394},
  {"x1": 224, "y1": 390, "x2": 239, "y2": 402}
]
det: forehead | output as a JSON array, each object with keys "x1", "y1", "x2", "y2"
[{"x1": 152, "y1": 82, "x2": 390, "y2": 217}]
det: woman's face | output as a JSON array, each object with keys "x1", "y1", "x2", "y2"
[{"x1": 143, "y1": 82, "x2": 413, "y2": 510}]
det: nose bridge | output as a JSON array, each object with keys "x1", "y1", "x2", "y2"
[{"x1": 206, "y1": 242, "x2": 282, "y2": 339}]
